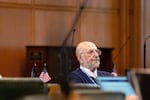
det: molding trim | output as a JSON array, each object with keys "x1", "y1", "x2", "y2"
[{"x1": 0, "y1": 2, "x2": 119, "y2": 14}]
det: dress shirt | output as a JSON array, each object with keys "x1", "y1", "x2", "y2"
[{"x1": 80, "y1": 65, "x2": 97, "y2": 78}]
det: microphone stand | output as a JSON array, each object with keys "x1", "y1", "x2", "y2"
[
  {"x1": 113, "y1": 36, "x2": 131, "y2": 69},
  {"x1": 58, "y1": 0, "x2": 88, "y2": 96},
  {"x1": 144, "y1": 35, "x2": 150, "y2": 69},
  {"x1": 61, "y1": 0, "x2": 88, "y2": 46}
]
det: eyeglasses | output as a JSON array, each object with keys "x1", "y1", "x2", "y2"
[{"x1": 81, "y1": 49, "x2": 101, "y2": 55}]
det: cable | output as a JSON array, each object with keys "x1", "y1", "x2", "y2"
[{"x1": 113, "y1": 36, "x2": 131, "y2": 63}]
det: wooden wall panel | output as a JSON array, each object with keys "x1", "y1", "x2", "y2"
[
  {"x1": 0, "y1": 8, "x2": 32, "y2": 76},
  {"x1": 0, "y1": 0, "x2": 31, "y2": 4},
  {"x1": 80, "y1": 12, "x2": 119, "y2": 47},
  {"x1": 35, "y1": 10, "x2": 77, "y2": 46},
  {"x1": 0, "y1": 48, "x2": 25, "y2": 77},
  {"x1": 0, "y1": 8, "x2": 32, "y2": 46},
  {"x1": 128, "y1": 0, "x2": 142, "y2": 70},
  {"x1": 80, "y1": 0, "x2": 119, "y2": 9},
  {"x1": 35, "y1": 0, "x2": 77, "y2": 6}
]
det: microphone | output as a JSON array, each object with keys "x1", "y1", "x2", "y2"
[
  {"x1": 71, "y1": 28, "x2": 76, "y2": 46},
  {"x1": 144, "y1": 35, "x2": 150, "y2": 69}
]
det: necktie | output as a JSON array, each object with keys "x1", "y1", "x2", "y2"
[{"x1": 90, "y1": 77, "x2": 98, "y2": 84}]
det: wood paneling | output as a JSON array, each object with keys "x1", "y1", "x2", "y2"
[
  {"x1": 0, "y1": 8, "x2": 32, "y2": 77},
  {"x1": 80, "y1": 12, "x2": 119, "y2": 47},
  {"x1": 0, "y1": 0, "x2": 31, "y2": 4},
  {"x1": 35, "y1": 0, "x2": 77, "y2": 6},
  {"x1": 0, "y1": 0, "x2": 143, "y2": 77},
  {"x1": 80, "y1": 0, "x2": 119, "y2": 9},
  {"x1": 0, "y1": 8, "x2": 32, "y2": 46},
  {"x1": 0, "y1": 48, "x2": 25, "y2": 77},
  {"x1": 35, "y1": 10, "x2": 77, "y2": 46}
]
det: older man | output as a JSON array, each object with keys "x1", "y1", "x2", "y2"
[{"x1": 67, "y1": 41, "x2": 114, "y2": 84}]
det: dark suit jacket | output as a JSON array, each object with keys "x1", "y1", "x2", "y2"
[{"x1": 67, "y1": 68, "x2": 114, "y2": 84}]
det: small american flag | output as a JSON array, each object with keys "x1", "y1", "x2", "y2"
[
  {"x1": 39, "y1": 67, "x2": 51, "y2": 83},
  {"x1": 31, "y1": 65, "x2": 38, "y2": 77}
]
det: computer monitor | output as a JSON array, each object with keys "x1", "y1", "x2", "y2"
[
  {"x1": 96, "y1": 76, "x2": 136, "y2": 97},
  {"x1": 130, "y1": 69, "x2": 150, "y2": 100}
]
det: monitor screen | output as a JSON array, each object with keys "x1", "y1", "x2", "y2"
[
  {"x1": 96, "y1": 77, "x2": 136, "y2": 96},
  {"x1": 132, "y1": 70, "x2": 150, "y2": 100}
]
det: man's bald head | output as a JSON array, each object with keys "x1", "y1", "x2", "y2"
[{"x1": 76, "y1": 41, "x2": 97, "y2": 56}]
